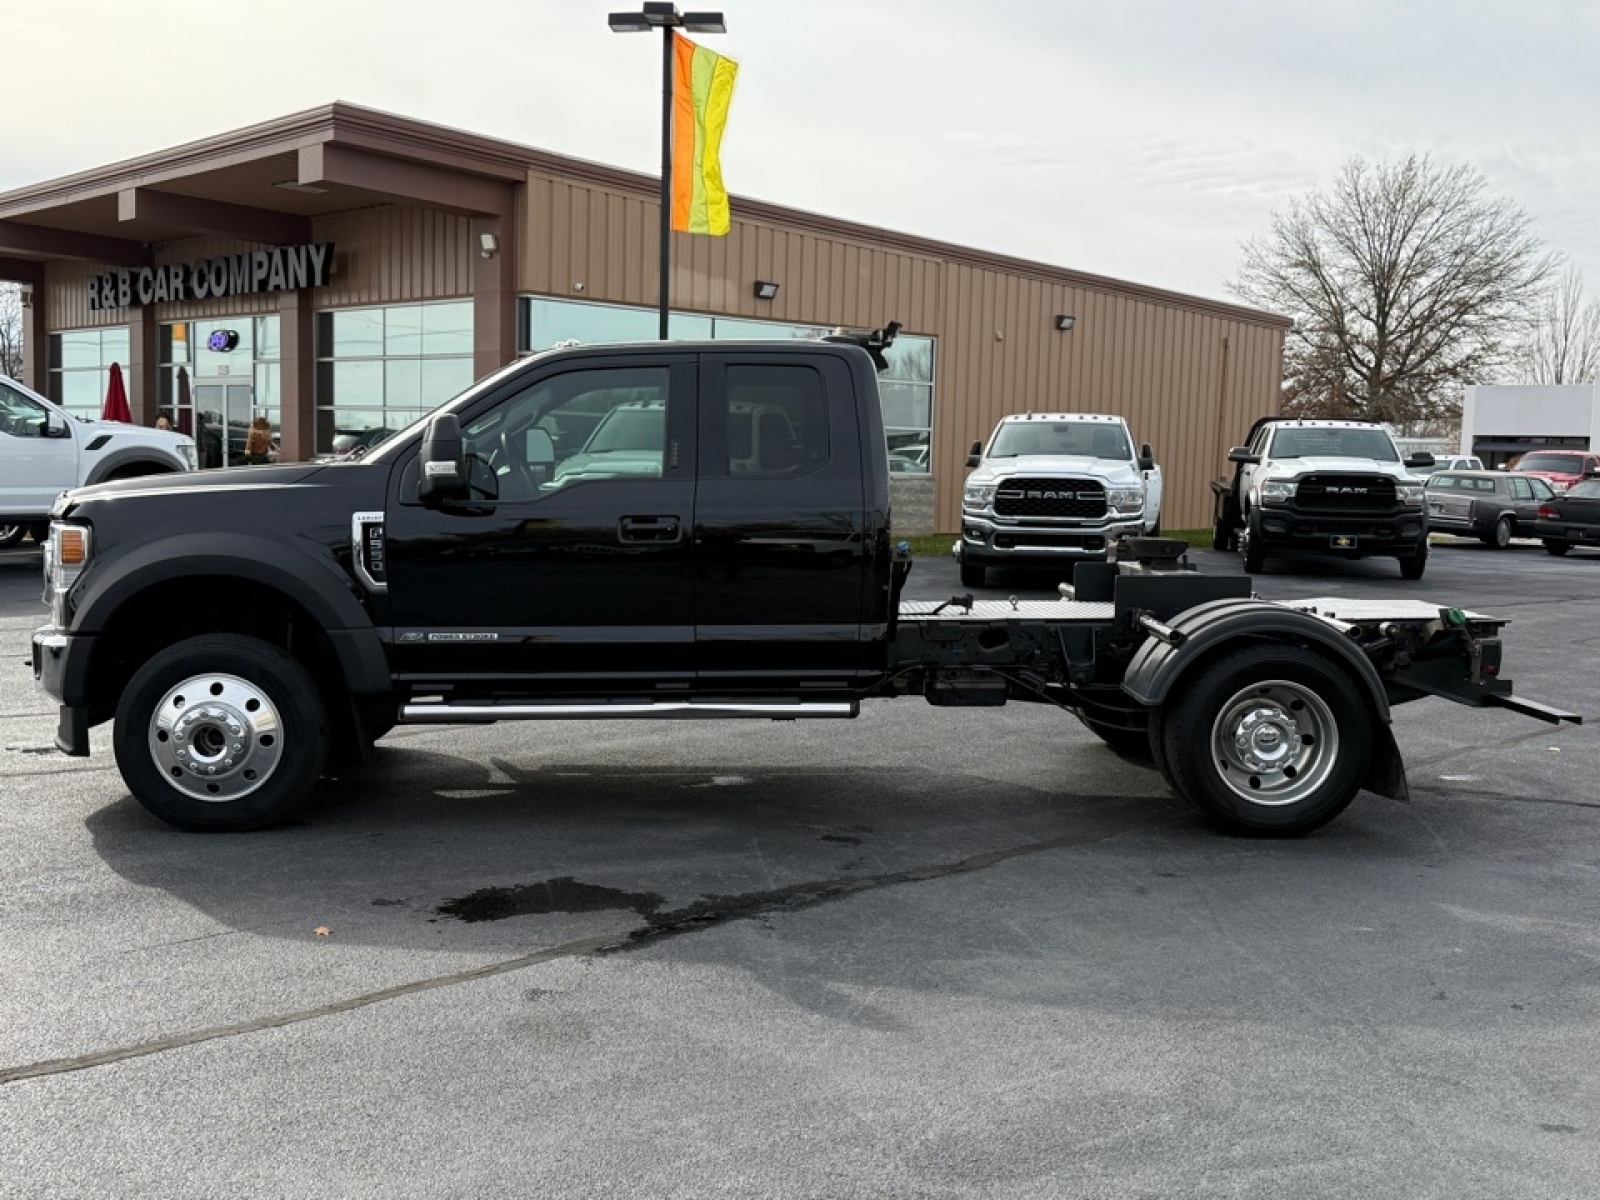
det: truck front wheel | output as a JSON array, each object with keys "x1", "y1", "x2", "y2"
[
  {"x1": 1399, "y1": 545, "x2": 1427, "y2": 579},
  {"x1": 1239, "y1": 520, "x2": 1265, "y2": 573},
  {"x1": 1160, "y1": 644, "x2": 1372, "y2": 836},
  {"x1": 959, "y1": 560, "x2": 987, "y2": 588},
  {"x1": 113, "y1": 634, "x2": 328, "y2": 831}
]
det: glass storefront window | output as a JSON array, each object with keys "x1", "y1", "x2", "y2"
[
  {"x1": 46, "y1": 327, "x2": 131, "y2": 417},
  {"x1": 314, "y1": 300, "x2": 475, "y2": 454},
  {"x1": 517, "y1": 296, "x2": 939, "y2": 475}
]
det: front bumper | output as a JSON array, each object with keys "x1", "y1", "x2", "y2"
[
  {"x1": 960, "y1": 513, "x2": 1145, "y2": 563},
  {"x1": 32, "y1": 625, "x2": 94, "y2": 756},
  {"x1": 1252, "y1": 508, "x2": 1426, "y2": 557}
]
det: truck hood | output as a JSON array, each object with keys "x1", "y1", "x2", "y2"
[
  {"x1": 76, "y1": 417, "x2": 194, "y2": 454},
  {"x1": 969, "y1": 454, "x2": 1140, "y2": 485},
  {"x1": 1263, "y1": 456, "x2": 1420, "y2": 481},
  {"x1": 59, "y1": 463, "x2": 331, "y2": 512}
]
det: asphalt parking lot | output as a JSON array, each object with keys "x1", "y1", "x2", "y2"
[{"x1": 1, "y1": 534, "x2": 1597, "y2": 1197}]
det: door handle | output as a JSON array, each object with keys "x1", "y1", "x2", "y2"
[{"x1": 619, "y1": 515, "x2": 682, "y2": 543}]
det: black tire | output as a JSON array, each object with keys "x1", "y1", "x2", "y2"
[
  {"x1": 1210, "y1": 520, "x2": 1231, "y2": 552},
  {"x1": 959, "y1": 560, "x2": 987, "y2": 588},
  {"x1": 1240, "y1": 519, "x2": 1265, "y2": 573},
  {"x1": 113, "y1": 634, "x2": 328, "y2": 831},
  {"x1": 1160, "y1": 643, "x2": 1373, "y2": 836},
  {"x1": 1484, "y1": 516, "x2": 1512, "y2": 549},
  {"x1": 1544, "y1": 539, "x2": 1571, "y2": 556},
  {"x1": 0, "y1": 525, "x2": 26, "y2": 549},
  {"x1": 1399, "y1": 545, "x2": 1427, "y2": 580},
  {"x1": 1147, "y1": 518, "x2": 1162, "y2": 538},
  {"x1": 1146, "y1": 708, "x2": 1176, "y2": 793}
]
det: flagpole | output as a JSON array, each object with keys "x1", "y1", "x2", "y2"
[
  {"x1": 659, "y1": 28, "x2": 673, "y2": 341},
  {"x1": 608, "y1": 5, "x2": 727, "y2": 341}
]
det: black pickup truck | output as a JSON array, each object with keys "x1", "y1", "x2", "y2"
[{"x1": 31, "y1": 331, "x2": 1578, "y2": 836}]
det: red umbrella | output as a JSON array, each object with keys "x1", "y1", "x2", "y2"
[{"x1": 101, "y1": 362, "x2": 132, "y2": 424}]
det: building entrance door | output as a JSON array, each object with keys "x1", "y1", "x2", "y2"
[{"x1": 193, "y1": 380, "x2": 254, "y2": 468}]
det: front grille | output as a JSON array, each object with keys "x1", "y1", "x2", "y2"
[
  {"x1": 994, "y1": 477, "x2": 1107, "y2": 519},
  {"x1": 1296, "y1": 475, "x2": 1397, "y2": 513}
]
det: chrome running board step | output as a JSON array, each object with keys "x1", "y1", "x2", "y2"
[{"x1": 400, "y1": 699, "x2": 859, "y2": 724}]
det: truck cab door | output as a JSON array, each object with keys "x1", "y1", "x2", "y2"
[
  {"x1": 0, "y1": 380, "x2": 77, "y2": 516},
  {"x1": 382, "y1": 354, "x2": 698, "y2": 692},
  {"x1": 693, "y1": 351, "x2": 871, "y2": 688}
]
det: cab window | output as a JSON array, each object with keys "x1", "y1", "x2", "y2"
[
  {"x1": 721, "y1": 365, "x2": 828, "y2": 478},
  {"x1": 461, "y1": 365, "x2": 671, "y2": 501}
]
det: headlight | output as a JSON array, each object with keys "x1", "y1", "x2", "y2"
[
  {"x1": 964, "y1": 483, "x2": 996, "y2": 508},
  {"x1": 1259, "y1": 479, "x2": 1296, "y2": 505},
  {"x1": 1106, "y1": 487, "x2": 1142, "y2": 512},
  {"x1": 45, "y1": 522, "x2": 92, "y2": 627},
  {"x1": 1397, "y1": 484, "x2": 1424, "y2": 507}
]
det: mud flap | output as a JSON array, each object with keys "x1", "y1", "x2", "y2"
[{"x1": 1362, "y1": 719, "x2": 1409, "y2": 802}]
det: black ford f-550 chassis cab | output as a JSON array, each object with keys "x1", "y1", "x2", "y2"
[{"x1": 31, "y1": 330, "x2": 1579, "y2": 836}]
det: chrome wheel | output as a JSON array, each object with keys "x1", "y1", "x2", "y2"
[
  {"x1": 1209, "y1": 679, "x2": 1338, "y2": 807},
  {"x1": 148, "y1": 672, "x2": 283, "y2": 802}
]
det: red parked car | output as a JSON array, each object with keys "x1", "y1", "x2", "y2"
[{"x1": 1507, "y1": 449, "x2": 1600, "y2": 494}]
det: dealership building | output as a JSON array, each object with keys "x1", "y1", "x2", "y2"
[{"x1": 0, "y1": 103, "x2": 1288, "y2": 532}]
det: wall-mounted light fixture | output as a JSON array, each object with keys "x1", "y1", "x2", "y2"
[
  {"x1": 1054, "y1": 314, "x2": 1076, "y2": 332},
  {"x1": 753, "y1": 280, "x2": 780, "y2": 300},
  {"x1": 479, "y1": 232, "x2": 500, "y2": 259}
]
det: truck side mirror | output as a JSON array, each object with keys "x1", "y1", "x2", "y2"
[
  {"x1": 44, "y1": 412, "x2": 69, "y2": 438},
  {"x1": 418, "y1": 413, "x2": 467, "y2": 504},
  {"x1": 966, "y1": 439, "x2": 982, "y2": 469},
  {"x1": 1139, "y1": 442, "x2": 1155, "y2": 472},
  {"x1": 1405, "y1": 452, "x2": 1436, "y2": 470},
  {"x1": 1227, "y1": 446, "x2": 1259, "y2": 465}
]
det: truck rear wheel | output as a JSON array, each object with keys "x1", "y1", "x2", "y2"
[
  {"x1": 1544, "y1": 539, "x2": 1570, "y2": 556},
  {"x1": 113, "y1": 634, "x2": 328, "y2": 831},
  {"x1": 1160, "y1": 644, "x2": 1372, "y2": 836}
]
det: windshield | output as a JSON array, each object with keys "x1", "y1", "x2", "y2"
[
  {"x1": 1568, "y1": 479, "x2": 1600, "y2": 499},
  {"x1": 1513, "y1": 453, "x2": 1583, "y2": 474},
  {"x1": 988, "y1": 421, "x2": 1131, "y2": 460},
  {"x1": 1267, "y1": 427, "x2": 1399, "y2": 461},
  {"x1": 585, "y1": 406, "x2": 665, "y2": 453}
]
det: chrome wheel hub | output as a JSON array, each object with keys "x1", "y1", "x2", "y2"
[
  {"x1": 1210, "y1": 679, "x2": 1338, "y2": 807},
  {"x1": 148, "y1": 673, "x2": 282, "y2": 802}
]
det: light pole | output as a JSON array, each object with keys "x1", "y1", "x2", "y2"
[{"x1": 609, "y1": 2, "x2": 727, "y2": 339}]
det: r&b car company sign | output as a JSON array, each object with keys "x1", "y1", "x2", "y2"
[{"x1": 87, "y1": 242, "x2": 335, "y2": 311}]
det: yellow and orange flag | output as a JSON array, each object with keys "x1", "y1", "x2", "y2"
[{"x1": 671, "y1": 32, "x2": 738, "y2": 236}]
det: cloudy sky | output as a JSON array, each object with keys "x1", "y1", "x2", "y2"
[{"x1": 8, "y1": 0, "x2": 1599, "y2": 306}]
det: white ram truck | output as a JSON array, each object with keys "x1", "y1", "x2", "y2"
[
  {"x1": 0, "y1": 374, "x2": 196, "y2": 547},
  {"x1": 955, "y1": 412, "x2": 1163, "y2": 587}
]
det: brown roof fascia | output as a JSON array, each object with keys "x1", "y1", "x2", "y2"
[{"x1": 0, "y1": 101, "x2": 1289, "y2": 330}]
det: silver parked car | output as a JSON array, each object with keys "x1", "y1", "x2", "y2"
[{"x1": 1426, "y1": 470, "x2": 1554, "y2": 547}]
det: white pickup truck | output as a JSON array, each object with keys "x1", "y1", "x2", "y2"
[
  {"x1": 0, "y1": 374, "x2": 197, "y2": 547},
  {"x1": 955, "y1": 412, "x2": 1163, "y2": 587}
]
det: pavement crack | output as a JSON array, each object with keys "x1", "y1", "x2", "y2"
[{"x1": 0, "y1": 820, "x2": 1123, "y2": 1088}]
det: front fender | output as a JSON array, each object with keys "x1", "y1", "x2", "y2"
[
  {"x1": 82, "y1": 448, "x2": 185, "y2": 486},
  {"x1": 67, "y1": 532, "x2": 390, "y2": 700}
]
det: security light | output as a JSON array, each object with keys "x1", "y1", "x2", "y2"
[
  {"x1": 1054, "y1": 314, "x2": 1076, "y2": 332},
  {"x1": 753, "y1": 280, "x2": 780, "y2": 300}
]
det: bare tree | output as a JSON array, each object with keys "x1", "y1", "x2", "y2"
[
  {"x1": 1231, "y1": 155, "x2": 1558, "y2": 425},
  {"x1": 1511, "y1": 265, "x2": 1600, "y2": 385},
  {"x1": 0, "y1": 285, "x2": 22, "y2": 380}
]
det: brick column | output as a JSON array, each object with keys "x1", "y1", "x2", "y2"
[
  {"x1": 278, "y1": 288, "x2": 316, "y2": 462},
  {"x1": 126, "y1": 304, "x2": 159, "y2": 425},
  {"x1": 21, "y1": 286, "x2": 49, "y2": 393},
  {"x1": 472, "y1": 214, "x2": 516, "y2": 380}
]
